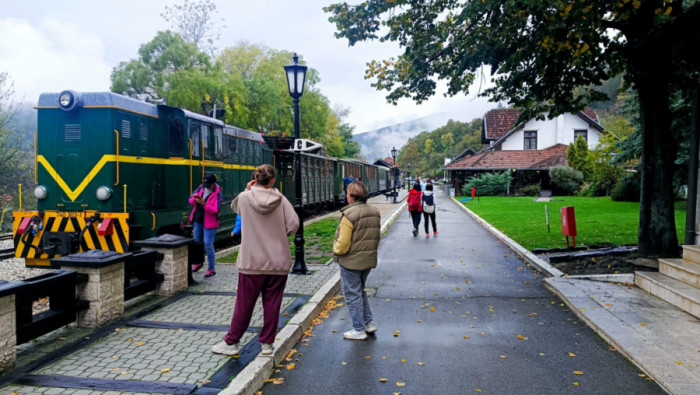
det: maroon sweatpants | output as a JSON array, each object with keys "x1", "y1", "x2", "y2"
[{"x1": 224, "y1": 273, "x2": 288, "y2": 345}]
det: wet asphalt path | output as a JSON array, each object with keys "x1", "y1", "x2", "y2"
[{"x1": 263, "y1": 190, "x2": 663, "y2": 394}]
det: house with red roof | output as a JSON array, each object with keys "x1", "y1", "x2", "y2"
[{"x1": 444, "y1": 108, "x2": 604, "y2": 194}]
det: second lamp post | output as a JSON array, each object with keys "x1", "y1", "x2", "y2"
[
  {"x1": 284, "y1": 53, "x2": 309, "y2": 275},
  {"x1": 391, "y1": 146, "x2": 398, "y2": 203}
]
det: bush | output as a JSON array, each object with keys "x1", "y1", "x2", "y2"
[
  {"x1": 549, "y1": 166, "x2": 584, "y2": 195},
  {"x1": 518, "y1": 184, "x2": 541, "y2": 196},
  {"x1": 464, "y1": 172, "x2": 511, "y2": 196},
  {"x1": 611, "y1": 172, "x2": 640, "y2": 201},
  {"x1": 577, "y1": 182, "x2": 595, "y2": 197}
]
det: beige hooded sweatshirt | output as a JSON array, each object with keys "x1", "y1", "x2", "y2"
[{"x1": 231, "y1": 186, "x2": 299, "y2": 275}]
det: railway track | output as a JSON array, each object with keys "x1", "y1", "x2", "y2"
[
  {"x1": 0, "y1": 247, "x2": 15, "y2": 260},
  {"x1": 0, "y1": 233, "x2": 12, "y2": 242}
]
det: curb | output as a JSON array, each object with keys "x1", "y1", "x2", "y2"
[
  {"x1": 221, "y1": 199, "x2": 407, "y2": 394},
  {"x1": 451, "y1": 197, "x2": 564, "y2": 277}
]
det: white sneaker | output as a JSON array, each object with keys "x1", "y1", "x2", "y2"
[
  {"x1": 364, "y1": 321, "x2": 378, "y2": 334},
  {"x1": 211, "y1": 341, "x2": 239, "y2": 356},
  {"x1": 344, "y1": 329, "x2": 368, "y2": 340},
  {"x1": 260, "y1": 343, "x2": 273, "y2": 355}
]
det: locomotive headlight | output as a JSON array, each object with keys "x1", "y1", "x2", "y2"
[
  {"x1": 59, "y1": 92, "x2": 73, "y2": 108},
  {"x1": 96, "y1": 186, "x2": 112, "y2": 201},
  {"x1": 58, "y1": 90, "x2": 82, "y2": 111},
  {"x1": 33, "y1": 185, "x2": 48, "y2": 200}
]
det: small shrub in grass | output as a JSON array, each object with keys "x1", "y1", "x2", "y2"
[
  {"x1": 549, "y1": 166, "x2": 583, "y2": 195},
  {"x1": 464, "y1": 171, "x2": 511, "y2": 196},
  {"x1": 518, "y1": 184, "x2": 541, "y2": 196},
  {"x1": 611, "y1": 172, "x2": 640, "y2": 201}
]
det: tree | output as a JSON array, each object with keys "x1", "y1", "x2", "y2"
[
  {"x1": 161, "y1": 0, "x2": 226, "y2": 55},
  {"x1": 111, "y1": 31, "x2": 211, "y2": 100},
  {"x1": 325, "y1": 0, "x2": 696, "y2": 257},
  {"x1": 0, "y1": 72, "x2": 32, "y2": 230},
  {"x1": 567, "y1": 134, "x2": 592, "y2": 181}
]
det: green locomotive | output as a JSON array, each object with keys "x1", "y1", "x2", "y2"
[{"x1": 13, "y1": 90, "x2": 394, "y2": 268}]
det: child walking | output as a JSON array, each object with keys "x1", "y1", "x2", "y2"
[{"x1": 422, "y1": 182, "x2": 438, "y2": 237}]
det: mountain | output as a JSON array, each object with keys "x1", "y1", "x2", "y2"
[{"x1": 353, "y1": 113, "x2": 460, "y2": 161}]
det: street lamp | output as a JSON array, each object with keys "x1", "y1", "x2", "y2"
[
  {"x1": 284, "y1": 53, "x2": 309, "y2": 275},
  {"x1": 391, "y1": 147, "x2": 398, "y2": 203},
  {"x1": 406, "y1": 163, "x2": 411, "y2": 189}
]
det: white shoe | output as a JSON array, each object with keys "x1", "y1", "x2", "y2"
[
  {"x1": 344, "y1": 329, "x2": 368, "y2": 340},
  {"x1": 260, "y1": 343, "x2": 273, "y2": 355},
  {"x1": 364, "y1": 321, "x2": 378, "y2": 334},
  {"x1": 211, "y1": 341, "x2": 239, "y2": 356}
]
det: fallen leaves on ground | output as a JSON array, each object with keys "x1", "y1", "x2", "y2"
[
  {"x1": 393, "y1": 330, "x2": 401, "y2": 337},
  {"x1": 396, "y1": 381, "x2": 406, "y2": 387},
  {"x1": 286, "y1": 363, "x2": 296, "y2": 370},
  {"x1": 568, "y1": 352, "x2": 576, "y2": 357},
  {"x1": 160, "y1": 368, "x2": 171, "y2": 373},
  {"x1": 417, "y1": 362, "x2": 425, "y2": 366},
  {"x1": 379, "y1": 378, "x2": 388, "y2": 382},
  {"x1": 573, "y1": 371, "x2": 583, "y2": 375}
]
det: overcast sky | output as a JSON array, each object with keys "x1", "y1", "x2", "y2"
[{"x1": 0, "y1": 0, "x2": 496, "y2": 134}]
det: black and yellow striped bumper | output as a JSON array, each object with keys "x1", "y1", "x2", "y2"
[{"x1": 12, "y1": 210, "x2": 130, "y2": 267}]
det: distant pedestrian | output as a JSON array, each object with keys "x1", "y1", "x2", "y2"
[
  {"x1": 211, "y1": 164, "x2": 299, "y2": 357},
  {"x1": 343, "y1": 174, "x2": 357, "y2": 204},
  {"x1": 407, "y1": 183, "x2": 423, "y2": 237},
  {"x1": 422, "y1": 182, "x2": 438, "y2": 237},
  {"x1": 420, "y1": 177, "x2": 427, "y2": 192},
  {"x1": 333, "y1": 181, "x2": 381, "y2": 340},
  {"x1": 188, "y1": 173, "x2": 222, "y2": 278}
]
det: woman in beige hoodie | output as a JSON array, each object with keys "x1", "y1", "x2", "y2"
[{"x1": 211, "y1": 164, "x2": 299, "y2": 357}]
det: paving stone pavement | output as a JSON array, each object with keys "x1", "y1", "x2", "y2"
[{"x1": 0, "y1": 189, "x2": 409, "y2": 395}]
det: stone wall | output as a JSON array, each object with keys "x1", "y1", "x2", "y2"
[{"x1": 0, "y1": 294, "x2": 16, "y2": 373}]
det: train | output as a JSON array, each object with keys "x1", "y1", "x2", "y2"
[{"x1": 13, "y1": 90, "x2": 395, "y2": 267}]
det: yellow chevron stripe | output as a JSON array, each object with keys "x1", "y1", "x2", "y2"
[{"x1": 38, "y1": 154, "x2": 257, "y2": 201}]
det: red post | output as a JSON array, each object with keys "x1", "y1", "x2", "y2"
[
  {"x1": 560, "y1": 206, "x2": 577, "y2": 247},
  {"x1": 471, "y1": 187, "x2": 476, "y2": 199}
]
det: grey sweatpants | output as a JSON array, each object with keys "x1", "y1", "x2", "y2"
[{"x1": 339, "y1": 265, "x2": 374, "y2": 331}]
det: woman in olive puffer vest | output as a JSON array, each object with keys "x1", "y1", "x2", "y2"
[{"x1": 333, "y1": 181, "x2": 381, "y2": 340}]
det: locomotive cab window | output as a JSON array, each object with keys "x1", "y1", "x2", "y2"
[
  {"x1": 168, "y1": 117, "x2": 185, "y2": 157},
  {"x1": 214, "y1": 127, "x2": 223, "y2": 158},
  {"x1": 202, "y1": 124, "x2": 211, "y2": 158}
]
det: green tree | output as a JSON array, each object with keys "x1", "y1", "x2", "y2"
[
  {"x1": 325, "y1": 0, "x2": 694, "y2": 257},
  {"x1": 110, "y1": 31, "x2": 211, "y2": 101},
  {"x1": 161, "y1": 0, "x2": 226, "y2": 55},
  {"x1": 567, "y1": 134, "x2": 592, "y2": 181},
  {"x1": 424, "y1": 138, "x2": 434, "y2": 154},
  {"x1": 441, "y1": 132, "x2": 455, "y2": 151}
]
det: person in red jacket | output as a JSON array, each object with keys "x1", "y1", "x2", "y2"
[
  {"x1": 188, "y1": 173, "x2": 222, "y2": 278},
  {"x1": 407, "y1": 183, "x2": 423, "y2": 237}
]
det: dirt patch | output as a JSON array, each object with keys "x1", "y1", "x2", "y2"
[{"x1": 548, "y1": 253, "x2": 659, "y2": 276}]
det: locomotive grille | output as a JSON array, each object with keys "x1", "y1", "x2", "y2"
[
  {"x1": 64, "y1": 124, "x2": 81, "y2": 143},
  {"x1": 121, "y1": 120, "x2": 131, "y2": 138},
  {"x1": 140, "y1": 124, "x2": 148, "y2": 141}
]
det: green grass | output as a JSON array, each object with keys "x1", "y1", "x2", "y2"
[
  {"x1": 459, "y1": 196, "x2": 686, "y2": 251},
  {"x1": 219, "y1": 217, "x2": 340, "y2": 264}
]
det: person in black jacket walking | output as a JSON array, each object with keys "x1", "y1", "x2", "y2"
[{"x1": 422, "y1": 183, "x2": 438, "y2": 238}]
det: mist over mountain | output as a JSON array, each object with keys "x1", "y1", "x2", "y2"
[{"x1": 352, "y1": 112, "x2": 461, "y2": 161}]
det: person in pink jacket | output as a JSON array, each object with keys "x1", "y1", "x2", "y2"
[
  {"x1": 188, "y1": 173, "x2": 222, "y2": 278},
  {"x1": 211, "y1": 164, "x2": 299, "y2": 357}
]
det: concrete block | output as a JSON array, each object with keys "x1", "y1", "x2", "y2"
[
  {"x1": 220, "y1": 356, "x2": 274, "y2": 395},
  {"x1": 271, "y1": 324, "x2": 303, "y2": 366}
]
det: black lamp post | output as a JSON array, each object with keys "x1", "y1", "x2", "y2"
[
  {"x1": 391, "y1": 146, "x2": 398, "y2": 203},
  {"x1": 284, "y1": 53, "x2": 309, "y2": 275},
  {"x1": 406, "y1": 163, "x2": 411, "y2": 189}
]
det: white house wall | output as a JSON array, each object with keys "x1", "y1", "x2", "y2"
[{"x1": 499, "y1": 113, "x2": 601, "y2": 150}]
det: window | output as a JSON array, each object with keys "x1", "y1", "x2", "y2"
[
  {"x1": 574, "y1": 130, "x2": 588, "y2": 143},
  {"x1": 214, "y1": 127, "x2": 223, "y2": 157},
  {"x1": 524, "y1": 131, "x2": 537, "y2": 150},
  {"x1": 202, "y1": 124, "x2": 211, "y2": 156},
  {"x1": 190, "y1": 122, "x2": 200, "y2": 158},
  {"x1": 167, "y1": 117, "x2": 185, "y2": 156}
]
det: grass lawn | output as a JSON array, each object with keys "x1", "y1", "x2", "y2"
[
  {"x1": 219, "y1": 217, "x2": 340, "y2": 264},
  {"x1": 459, "y1": 196, "x2": 686, "y2": 251}
]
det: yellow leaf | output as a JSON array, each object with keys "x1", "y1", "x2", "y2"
[
  {"x1": 640, "y1": 323, "x2": 647, "y2": 326},
  {"x1": 273, "y1": 377, "x2": 285, "y2": 385},
  {"x1": 573, "y1": 371, "x2": 584, "y2": 375},
  {"x1": 464, "y1": 335, "x2": 470, "y2": 339},
  {"x1": 121, "y1": 371, "x2": 129, "y2": 375},
  {"x1": 380, "y1": 378, "x2": 388, "y2": 382},
  {"x1": 605, "y1": 303, "x2": 612, "y2": 307},
  {"x1": 127, "y1": 338, "x2": 133, "y2": 342},
  {"x1": 568, "y1": 353, "x2": 576, "y2": 357},
  {"x1": 111, "y1": 356, "x2": 118, "y2": 359},
  {"x1": 136, "y1": 342, "x2": 143, "y2": 346},
  {"x1": 286, "y1": 363, "x2": 296, "y2": 370},
  {"x1": 417, "y1": 362, "x2": 425, "y2": 366},
  {"x1": 332, "y1": 329, "x2": 337, "y2": 333},
  {"x1": 500, "y1": 355, "x2": 507, "y2": 359},
  {"x1": 58, "y1": 337, "x2": 67, "y2": 340},
  {"x1": 430, "y1": 307, "x2": 436, "y2": 312},
  {"x1": 365, "y1": 356, "x2": 371, "y2": 359},
  {"x1": 342, "y1": 361, "x2": 347, "y2": 365},
  {"x1": 161, "y1": 368, "x2": 171, "y2": 373},
  {"x1": 396, "y1": 381, "x2": 406, "y2": 387},
  {"x1": 480, "y1": 332, "x2": 486, "y2": 335},
  {"x1": 476, "y1": 390, "x2": 482, "y2": 393},
  {"x1": 638, "y1": 374, "x2": 646, "y2": 377},
  {"x1": 401, "y1": 358, "x2": 406, "y2": 363},
  {"x1": 394, "y1": 331, "x2": 401, "y2": 337},
  {"x1": 675, "y1": 361, "x2": 683, "y2": 365},
  {"x1": 580, "y1": 308, "x2": 585, "y2": 312},
  {"x1": 573, "y1": 382, "x2": 579, "y2": 386}
]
